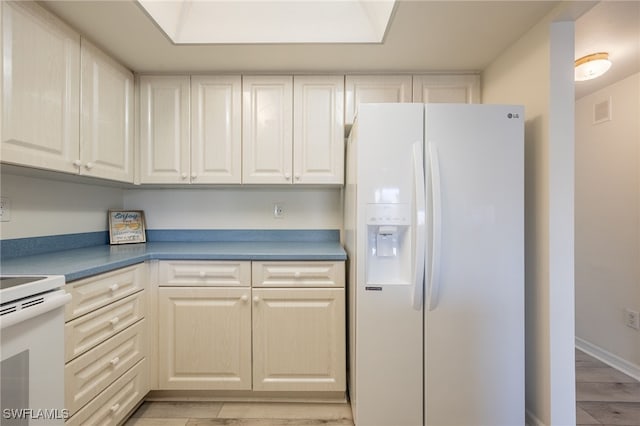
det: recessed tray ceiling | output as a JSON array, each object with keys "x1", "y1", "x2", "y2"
[{"x1": 137, "y1": 0, "x2": 396, "y2": 44}]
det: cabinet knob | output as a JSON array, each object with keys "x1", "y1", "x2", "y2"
[
  {"x1": 181, "y1": 173, "x2": 188, "y2": 180},
  {"x1": 110, "y1": 356, "x2": 120, "y2": 366},
  {"x1": 294, "y1": 272, "x2": 301, "y2": 279},
  {"x1": 109, "y1": 317, "x2": 120, "y2": 327},
  {"x1": 284, "y1": 173, "x2": 291, "y2": 180},
  {"x1": 295, "y1": 174, "x2": 301, "y2": 181},
  {"x1": 199, "y1": 271, "x2": 206, "y2": 278},
  {"x1": 73, "y1": 160, "x2": 82, "y2": 168},
  {"x1": 85, "y1": 162, "x2": 95, "y2": 170},
  {"x1": 253, "y1": 296, "x2": 260, "y2": 303},
  {"x1": 109, "y1": 403, "x2": 120, "y2": 414},
  {"x1": 191, "y1": 173, "x2": 197, "y2": 180},
  {"x1": 241, "y1": 294, "x2": 249, "y2": 302}
]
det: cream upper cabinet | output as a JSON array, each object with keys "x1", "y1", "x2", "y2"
[
  {"x1": 80, "y1": 39, "x2": 134, "y2": 182},
  {"x1": 242, "y1": 76, "x2": 293, "y2": 184},
  {"x1": 1, "y1": 1, "x2": 80, "y2": 174},
  {"x1": 139, "y1": 75, "x2": 191, "y2": 184},
  {"x1": 412, "y1": 74, "x2": 480, "y2": 104},
  {"x1": 252, "y1": 287, "x2": 346, "y2": 392},
  {"x1": 158, "y1": 286, "x2": 252, "y2": 390},
  {"x1": 293, "y1": 76, "x2": 344, "y2": 185},
  {"x1": 191, "y1": 76, "x2": 242, "y2": 184},
  {"x1": 345, "y1": 75, "x2": 412, "y2": 126}
]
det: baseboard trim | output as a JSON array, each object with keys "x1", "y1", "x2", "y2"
[
  {"x1": 575, "y1": 337, "x2": 640, "y2": 381},
  {"x1": 525, "y1": 409, "x2": 546, "y2": 426}
]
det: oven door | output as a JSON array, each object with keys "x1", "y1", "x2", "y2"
[{"x1": 1, "y1": 290, "x2": 71, "y2": 425}]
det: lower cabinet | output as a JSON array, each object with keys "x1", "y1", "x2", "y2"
[
  {"x1": 252, "y1": 287, "x2": 345, "y2": 391},
  {"x1": 156, "y1": 260, "x2": 346, "y2": 393},
  {"x1": 158, "y1": 287, "x2": 252, "y2": 390},
  {"x1": 64, "y1": 263, "x2": 148, "y2": 425}
]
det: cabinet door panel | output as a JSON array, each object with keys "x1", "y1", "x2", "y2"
[
  {"x1": 1, "y1": 1, "x2": 79, "y2": 173},
  {"x1": 412, "y1": 74, "x2": 480, "y2": 104},
  {"x1": 191, "y1": 76, "x2": 241, "y2": 184},
  {"x1": 252, "y1": 288, "x2": 346, "y2": 392},
  {"x1": 242, "y1": 76, "x2": 293, "y2": 184},
  {"x1": 293, "y1": 76, "x2": 344, "y2": 184},
  {"x1": 345, "y1": 75, "x2": 412, "y2": 125},
  {"x1": 139, "y1": 76, "x2": 190, "y2": 183},
  {"x1": 158, "y1": 287, "x2": 252, "y2": 390},
  {"x1": 80, "y1": 39, "x2": 134, "y2": 182}
]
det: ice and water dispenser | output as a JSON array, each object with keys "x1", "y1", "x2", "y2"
[{"x1": 366, "y1": 203, "x2": 412, "y2": 285}]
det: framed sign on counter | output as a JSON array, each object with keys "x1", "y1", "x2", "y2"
[{"x1": 108, "y1": 210, "x2": 146, "y2": 244}]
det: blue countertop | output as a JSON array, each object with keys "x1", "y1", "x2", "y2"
[{"x1": 0, "y1": 240, "x2": 347, "y2": 282}]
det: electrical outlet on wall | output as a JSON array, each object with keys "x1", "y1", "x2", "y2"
[
  {"x1": 273, "y1": 203, "x2": 285, "y2": 219},
  {"x1": 624, "y1": 308, "x2": 640, "y2": 330},
  {"x1": 0, "y1": 197, "x2": 11, "y2": 222}
]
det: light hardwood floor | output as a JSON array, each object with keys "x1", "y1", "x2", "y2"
[
  {"x1": 124, "y1": 402, "x2": 354, "y2": 426},
  {"x1": 576, "y1": 349, "x2": 640, "y2": 426}
]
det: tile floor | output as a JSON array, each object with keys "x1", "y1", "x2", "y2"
[
  {"x1": 576, "y1": 349, "x2": 640, "y2": 426},
  {"x1": 125, "y1": 350, "x2": 640, "y2": 426},
  {"x1": 124, "y1": 401, "x2": 354, "y2": 426}
]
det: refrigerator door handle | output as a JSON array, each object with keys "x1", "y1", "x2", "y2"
[
  {"x1": 427, "y1": 142, "x2": 442, "y2": 311},
  {"x1": 412, "y1": 141, "x2": 426, "y2": 310}
]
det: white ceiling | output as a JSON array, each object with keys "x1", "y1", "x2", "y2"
[
  {"x1": 41, "y1": 0, "x2": 640, "y2": 99},
  {"x1": 574, "y1": 1, "x2": 640, "y2": 99}
]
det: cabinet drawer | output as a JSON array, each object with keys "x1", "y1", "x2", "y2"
[
  {"x1": 65, "y1": 264, "x2": 146, "y2": 321},
  {"x1": 65, "y1": 320, "x2": 146, "y2": 416},
  {"x1": 252, "y1": 261, "x2": 345, "y2": 288},
  {"x1": 65, "y1": 291, "x2": 146, "y2": 362},
  {"x1": 159, "y1": 261, "x2": 250, "y2": 287},
  {"x1": 65, "y1": 359, "x2": 147, "y2": 426}
]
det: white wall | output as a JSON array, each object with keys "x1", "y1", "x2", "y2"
[
  {"x1": 482, "y1": 4, "x2": 586, "y2": 424},
  {"x1": 0, "y1": 173, "x2": 124, "y2": 239},
  {"x1": 0, "y1": 173, "x2": 342, "y2": 240},
  {"x1": 575, "y1": 72, "x2": 640, "y2": 369},
  {"x1": 123, "y1": 187, "x2": 342, "y2": 230}
]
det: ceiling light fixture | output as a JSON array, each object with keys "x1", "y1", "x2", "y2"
[{"x1": 574, "y1": 52, "x2": 612, "y2": 82}]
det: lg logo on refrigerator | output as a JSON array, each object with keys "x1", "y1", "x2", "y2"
[{"x1": 507, "y1": 113, "x2": 520, "y2": 119}]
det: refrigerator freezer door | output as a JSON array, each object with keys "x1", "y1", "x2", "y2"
[
  {"x1": 424, "y1": 104, "x2": 524, "y2": 426},
  {"x1": 351, "y1": 103, "x2": 424, "y2": 426}
]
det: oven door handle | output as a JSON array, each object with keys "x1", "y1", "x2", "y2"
[{"x1": 0, "y1": 292, "x2": 71, "y2": 330}]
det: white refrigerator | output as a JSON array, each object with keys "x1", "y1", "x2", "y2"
[{"x1": 344, "y1": 103, "x2": 524, "y2": 426}]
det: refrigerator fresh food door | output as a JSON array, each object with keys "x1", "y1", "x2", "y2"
[{"x1": 424, "y1": 104, "x2": 525, "y2": 426}]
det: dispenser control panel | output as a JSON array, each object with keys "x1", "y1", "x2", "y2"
[{"x1": 366, "y1": 203, "x2": 411, "y2": 225}]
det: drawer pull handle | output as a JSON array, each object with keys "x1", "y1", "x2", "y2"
[
  {"x1": 109, "y1": 283, "x2": 120, "y2": 292},
  {"x1": 110, "y1": 403, "x2": 120, "y2": 414},
  {"x1": 110, "y1": 356, "x2": 120, "y2": 366},
  {"x1": 241, "y1": 295, "x2": 249, "y2": 302},
  {"x1": 109, "y1": 317, "x2": 120, "y2": 326}
]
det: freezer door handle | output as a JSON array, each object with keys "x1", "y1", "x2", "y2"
[
  {"x1": 427, "y1": 142, "x2": 442, "y2": 311},
  {"x1": 412, "y1": 141, "x2": 426, "y2": 310}
]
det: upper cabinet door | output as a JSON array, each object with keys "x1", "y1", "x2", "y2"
[
  {"x1": 242, "y1": 76, "x2": 293, "y2": 184},
  {"x1": 412, "y1": 74, "x2": 480, "y2": 104},
  {"x1": 80, "y1": 39, "x2": 134, "y2": 183},
  {"x1": 345, "y1": 75, "x2": 412, "y2": 126},
  {"x1": 139, "y1": 75, "x2": 191, "y2": 184},
  {"x1": 191, "y1": 76, "x2": 242, "y2": 184},
  {"x1": 293, "y1": 76, "x2": 344, "y2": 185},
  {"x1": 1, "y1": 1, "x2": 80, "y2": 174}
]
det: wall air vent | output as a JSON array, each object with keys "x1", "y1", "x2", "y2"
[{"x1": 593, "y1": 98, "x2": 612, "y2": 124}]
